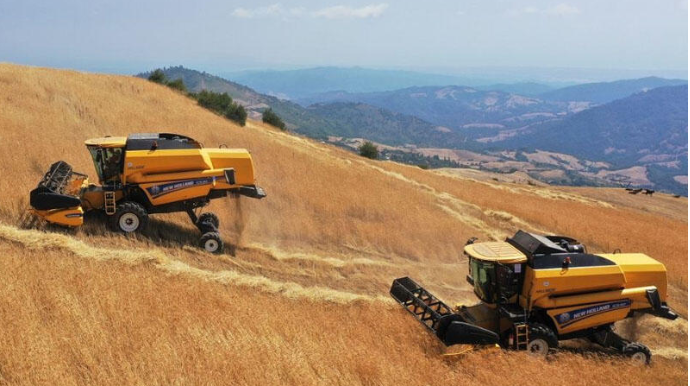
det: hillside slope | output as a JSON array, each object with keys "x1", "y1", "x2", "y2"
[{"x1": 0, "y1": 63, "x2": 686, "y2": 385}]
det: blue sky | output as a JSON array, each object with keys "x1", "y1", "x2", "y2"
[{"x1": 0, "y1": 0, "x2": 687, "y2": 79}]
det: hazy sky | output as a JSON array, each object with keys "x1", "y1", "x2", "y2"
[{"x1": 0, "y1": 0, "x2": 687, "y2": 78}]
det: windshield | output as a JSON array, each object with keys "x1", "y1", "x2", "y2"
[
  {"x1": 88, "y1": 146, "x2": 123, "y2": 183},
  {"x1": 470, "y1": 258, "x2": 496, "y2": 303}
]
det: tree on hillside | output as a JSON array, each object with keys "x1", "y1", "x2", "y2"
[
  {"x1": 225, "y1": 104, "x2": 248, "y2": 127},
  {"x1": 148, "y1": 69, "x2": 167, "y2": 84},
  {"x1": 358, "y1": 141, "x2": 378, "y2": 160},
  {"x1": 192, "y1": 90, "x2": 246, "y2": 126},
  {"x1": 195, "y1": 90, "x2": 233, "y2": 113},
  {"x1": 262, "y1": 108, "x2": 287, "y2": 131},
  {"x1": 166, "y1": 78, "x2": 187, "y2": 93}
]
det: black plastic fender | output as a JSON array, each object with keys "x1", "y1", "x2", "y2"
[{"x1": 436, "y1": 314, "x2": 500, "y2": 346}]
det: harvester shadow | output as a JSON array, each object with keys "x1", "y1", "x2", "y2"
[
  {"x1": 81, "y1": 212, "x2": 239, "y2": 256},
  {"x1": 553, "y1": 340, "x2": 623, "y2": 360}
]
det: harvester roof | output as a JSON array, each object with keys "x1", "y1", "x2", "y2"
[
  {"x1": 84, "y1": 133, "x2": 202, "y2": 150},
  {"x1": 84, "y1": 136, "x2": 127, "y2": 148},
  {"x1": 464, "y1": 242, "x2": 527, "y2": 263}
]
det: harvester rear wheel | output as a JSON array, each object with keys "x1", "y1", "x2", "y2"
[
  {"x1": 197, "y1": 212, "x2": 220, "y2": 232},
  {"x1": 527, "y1": 324, "x2": 558, "y2": 357},
  {"x1": 624, "y1": 342, "x2": 651, "y2": 365},
  {"x1": 200, "y1": 232, "x2": 224, "y2": 254},
  {"x1": 109, "y1": 201, "x2": 148, "y2": 233}
]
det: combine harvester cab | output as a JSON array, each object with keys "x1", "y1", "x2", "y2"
[
  {"x1": 30, "y1": 133, "x2": 266, "y2": 253},
  {"x1": 391, "y1": 230, "x2": 677, "y2": 364}
]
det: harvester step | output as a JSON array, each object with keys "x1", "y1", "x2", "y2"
[
  {"x1": 104, "y1": 191, "x2": 116, "y2": 215},
  {"x1": 514, "y1": 323, "x2": 529, "y2": 350}
]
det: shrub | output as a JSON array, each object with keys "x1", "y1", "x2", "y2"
[
  {"x1": 146, "y1": 69, "x2": 187, "y2": 93},
  {"x1": 166, "y1": 78, "x2": 187, "y2": 93},
  {"x1": 262, "y1": 108, "x2": 287, "y2": 131},
  {"x1": 358, "y1": 141, "x2": 378, "y2": 160},
  {"x1": 148, "y1": 69, "x2": 167, "y2": 84}
]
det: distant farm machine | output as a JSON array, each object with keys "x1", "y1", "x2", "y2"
[
  {"x1": 29, "y1": 133, "x2": 265, "y2": 253},
  {"x1": 391, "y1": 231, "x2": 677, "y2": 364}
]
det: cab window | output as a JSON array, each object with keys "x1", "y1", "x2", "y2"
[
  {"x1": 470, "y1": 258, "x2": 496, "y2": 303},
  {"x1": 88, "y1": 146, "x2": 124, "y2": 184}
]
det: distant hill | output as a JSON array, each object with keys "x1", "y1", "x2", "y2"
[
  {"x1": 539, "y1": 77, "x2": 687, "y2": 104},
  {"x1": 298, "y1": 86, "x2": 585, "y2": 132},
  {"x1": 498, "y1": 85, "x2": 688, "y2": 194},
  {"x1": 306, "y1": 102, "x2": 472, "y2": 148},
  {"x1": 223, "y1": 67, "x2": 475, "y2": 99},
  {"x1": 137, "y1": 66, "x2": 338, "y2": 135},
  {"x1": 475, "y1": 82, "x2": 556, "y2": 96}
]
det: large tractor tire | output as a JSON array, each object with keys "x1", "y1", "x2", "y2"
[
  {"x1": 527, "y1": 323, "x2": 558, "y2": 357},
  {"x1": 109, "y1": 201, "x2": 149, "y2": 233},
  {"x1": 199, "y1": 232, "x2": 224, "y2": 254},
  {"x1": 196, "y1": 212, "x2": 220, "y2": 233},
  {"x1": 623, "y1": 342, "x2": 652, "y2": 365}
]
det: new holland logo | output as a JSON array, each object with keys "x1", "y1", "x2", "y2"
[
  {"x1": 146, "y1": 178, "x2": 213, "y2": 198},
  {"x1": 555, "y1": 299, "x2": 631, "y2": 328}
]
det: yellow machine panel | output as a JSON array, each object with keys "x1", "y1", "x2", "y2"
[
  {"x1": 32, "y1": 207, "x2": 84, "y2": 227},
  {"x1": 526, "y1": 265, "x2": 626, "y2": 309},
  {"x1": 140, "y1": 180, "x2": 214, "y2": 206},
  {"x1": 547, "y1": 300, "x2": 632, "y2": 334},
  {"x1": 602, "y1": 253, "x2": 668, "y2": 301}
]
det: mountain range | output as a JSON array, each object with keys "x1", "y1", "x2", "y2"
[
  {"x1": 137, "y1": 66, "x2": 687, "y2": 194},
  {"x1": 538, "y1": 77, "x2": 687, "y2": 104},
  {"x1": 298, "y1": 86, "x2": 585, "y2": 133},
  {"x1": 223, "y1": 67, "x2": 475, "y2": 99}
]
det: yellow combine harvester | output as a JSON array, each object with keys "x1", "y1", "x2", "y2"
[
  {"x1": 391, "y1": 231, "x2": 677, "y2": 364},
  {"x1": 29, "y1": 133, "x2": 265, "y2": 253}
]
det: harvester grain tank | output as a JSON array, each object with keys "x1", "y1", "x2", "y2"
[
  {"x1": 390, "y1": 231, "x2": 677, "y2": 364},
  {"x1": 29, "y1": 133, "x2": 265, "y2": 253}
]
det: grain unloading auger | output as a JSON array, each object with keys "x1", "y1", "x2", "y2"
[
  {"x1": 29, "y1": 133, "x2": 266, "y2": 253},
  {"x1": 391, "y1": 231, "x2": 677, "y2": 364}
]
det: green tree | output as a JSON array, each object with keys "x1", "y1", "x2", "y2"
[
  {"x1": 262, "y1": 108, "x2": 287, "y2": 131},
  {"x1": 166, "y1": 78, "x2": 187, "y2": 93},
  {"x1": 148, "y1": 69, "x2": 167, "y2": 84},
  {"x1": 193, "y1": 90, "x2": 246, "y2": 126},
  {"x1": 196, "y1": 90, "x2": 233, "y2": 114},
  {"x1": 225, "y1": 104, "x2": 248, "y2": 127},
  {"x1": 358, "y1": 141, "x2": 378, "y2": 160}
]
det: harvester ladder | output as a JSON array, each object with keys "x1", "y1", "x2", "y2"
[
  {"x1": 515, "y1": 323, "x2": 529, "y2": 350},
  {"x1": 104, "y1": 191, "x2": 116, "y2": 215}
]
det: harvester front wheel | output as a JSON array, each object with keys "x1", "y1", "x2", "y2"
[
  {"x1": 624, "y1": 342, "x2": 651, "y2": 365},
  {"x1": 200, "y1": 232, "x2": 224, "y2": 254},
  {"x1": 110, "y1": 202, "x2": 148, "y2": 233},
  {"x1": 527, "y1": 324, "x2": 558, "y2": 357}
]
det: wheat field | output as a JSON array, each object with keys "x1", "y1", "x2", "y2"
[{"x1": 0, "y1": 63, "x2": 686, "y2": 385}]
